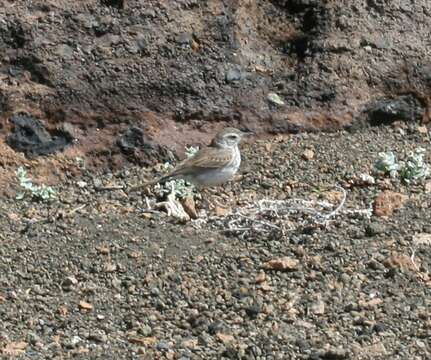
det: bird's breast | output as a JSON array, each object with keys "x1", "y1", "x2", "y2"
[{"x1": 187, "y1": 147, "x2": 241, "y2": 187}]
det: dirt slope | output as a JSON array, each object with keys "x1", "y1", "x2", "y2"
[{"x1": 0, "y1": 0, "x2": 430, "y2": 171}]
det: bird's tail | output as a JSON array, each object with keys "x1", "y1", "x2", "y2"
[{"x1": 128, "y1": 175, "x2": 174, "y2": 192}]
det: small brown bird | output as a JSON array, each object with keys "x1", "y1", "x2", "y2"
[{"x1": 130, "y1": 127, "x2": 250, "y2": 190}]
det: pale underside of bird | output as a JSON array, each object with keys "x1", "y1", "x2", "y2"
[
  {"x1": 130, "y1": 127, "x2": 249, "y2": 190},
  {"x1": 159, "y1": 145, "x2": 241, "y2": 187}
]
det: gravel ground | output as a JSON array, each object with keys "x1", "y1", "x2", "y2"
[{"x1": 1, "y1": 124, "x2": 431, "y2": 359}]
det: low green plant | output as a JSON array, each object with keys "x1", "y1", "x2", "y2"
[
  {"x1": 161, "y1": 161, "x2": 175, "y2": 172},
  {"x1": 374, "y1": 148, "x2": 429, "y2": 184},
  {"x1": 160, "y1": 179, "x2": 195, "y2": 199},
  {"x1": 157, "y1": 145, "x2": 200, "y2": 199},
  {"x1": 185, "y1": 145, "x2": 199, "y2": 158},
  {"x1": 75, "y1": 157, "x2": 86, "y2": 169},
  {"x1": 399, "y1": 148, "x2": 429, "y2": 184},
  {"x1": 374, "y1": 151, "x2": 400, "y2": 177},
  {"x1": 16, "y1": 166, "x2": 57, "y2": 202}
]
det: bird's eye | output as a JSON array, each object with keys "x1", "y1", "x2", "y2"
[{"x1": 228, "y1": 134, "x2": 238, "y2": 140}]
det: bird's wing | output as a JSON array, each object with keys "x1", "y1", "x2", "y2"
[{"x1": 169, "y1": 147, "x2": 233, "y2": 177}]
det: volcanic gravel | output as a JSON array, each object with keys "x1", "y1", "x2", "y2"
[{"x1": 1, "y1": 124, "x2": 431, "y2": 359}]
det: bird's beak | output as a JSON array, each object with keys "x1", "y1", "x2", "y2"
[{"x1": 240, "y1": 129, "x2": 255, "y2": 136}]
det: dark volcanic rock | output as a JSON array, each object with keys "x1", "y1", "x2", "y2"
[
  {"x1": 116, "y1": 126, "x2": 176, "y2": 166},
  {"x1": 116, "y1": 127, "x2": 147, "y2": 154},
  {"x1": 365, "y1": 95, "x2": 425, "y2": 125},
  {"x1": 6, "y1": 114, "x2": 72, "y2": 156}
]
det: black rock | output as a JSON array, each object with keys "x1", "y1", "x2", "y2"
[
  {"x1": 245, "y1": 304, "x2": 261, "y2": 319},
  {"x1": 116, "y1": 126, "x2": 176, "y2": 166},
  {"x1": 365, "y1": 95, "x2": 424, "y2": 125},
  {"x1": 100, "y1": 0, "x2": 125, "y2": 9},
  {"x1": 6, "y1": 114, "x2": 72, "y2": 156},
  {"x1": 221, "y1": 347, "x2": 238, "y2": 359},
  {"x1": 117, "y1": 127, "x2": 146, "y2": 153},
  {"x1": 207, "y1": 321, "x2": 225, "y2": 335},
  {"x1": 310, "y1": 349, "x2": 348, "y2": 360},
  {"x1": 373, "y1": 322, "x2": 387, "y2": 333}
]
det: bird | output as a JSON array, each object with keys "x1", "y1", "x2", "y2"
[{"x1": 129, "y1": 127, "x2": 251, "y2": 191}]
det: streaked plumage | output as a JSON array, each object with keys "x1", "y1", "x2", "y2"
[{"x1": 158, "y1": 127, "x2": 246, "y2": 187}]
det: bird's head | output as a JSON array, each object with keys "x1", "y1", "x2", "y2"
[{"x1": 211, "y1": 127, "x2": 252, "y2": 149}]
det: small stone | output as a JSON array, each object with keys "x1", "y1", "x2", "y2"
[
  {"x1": 225, "y1": 68, "x2": 242, "y2": 83},
  {"x1": 54, "y1": 44, "x2": 74, "y2": 59},
  {"x1": 315, "y1": 348, "x2": 348, "y2": 359},
  {"x1": 373, "y1": 322, "x2": 387, "y2": 333},
  {"x1": 191, "y1": 39, "x2": 200, "y2": 51},
  {"x1": 142, "y1": 9, "x2": 156, "y2": 18},
  {"x1": 383, "y1": 253, "x2": 420, "y2": 272},
  {"x1": 96, "y1": 246, "x2": 110, "y2": 255},
  {"x1": 259, "y1": 282, "x2": 272, "y2": 292},
  {"x1": 425, "y1": 181, "x2": 431, "y2": 193},
  {"x1": 301, "y1": 149, "x2": 314, "y2": 160},
  {"x1": 263, "y1": 257, "x2": 299, "y2": 271},
  {"x1": 103, "y1": 262, "x2": 117, "y2": 273},
  {"x1": 181, "y1": 196, "x2": 198, "y2": 219},
  {"x1": 136, "y1": 36, "x2": 149, "y2": 53},
  {"x1": 138, "y1": 325, "x2": 152, "y2": 336},
  {"x1": 417, "y1": 125, "x2": 428, "y2": 134},
  {"x1": 62, "y1": 276, "x2": 78, "y2": 287},
  {"x1": 181, "y1": 338, "x2": 198, "y2": 349},
  {"x1": 255, "y1": 272, "x2": 266, "y2": 284},
  {"x1": 355, "y1": 173, "x2": 376, "y2": 186},
  {"x1": 413, "y1": 233, "x2": 431, "y2": 248},
  {"x1": 267, "y1": 92, "x2": 285, "y2": 106},
  {"x1": 93, "y1": 178, "x2": 103, "y2": 189},
  {"x1": 416, "y1": 340, "x2": 427, "y2": 349},
  {"x1": 87, "y1": 332, "x2": 107, "y2": 343},
  {"x1": 176, "y1": 33, "x2": 193, "y2": 45},
  {"x1": 208, "y1": 321, "x2": 225, "y2": 335},
  {"x1": 295, "y1": 338, "x2": 310, "y2": 350},
  {"x1": 357, "y1": 342, "x2": 387, "y2": 357},
  {"x1": 77, "y1": 181, "x2": 87, "y2": 188},
  {"x1": 373, "y1": 191, "x2": 408, "y2": 217},
  {"x1": 214, "y1": 206, "x2": 230, "y2": 217},
  {"x1": 263, "y1": 304, "x2": 274, "y2": 315},
  {"x1": 57, "y1": 306, "x2": 68, "y2": 316},
  {"x1": 358, "y1": 298, "x2": 383, "y2": 309},
  {"x1": 128, "y1": 336, "x2": 157, "y2": 346},
  {"x1": 70, "y1": 336, "x2": 82, "y2": 347},
  {"x1": 7, "y1": 213, "x2": 20, "y2": 222},
  {"x1": 150, "y1": 287, "x2": 160, "y2": 296},
  {"x1": 310, "y1": 297, "x2": 325, "y2": 315},
  {"x1": 27, "y1": 333, "x2": 41, "y2": 346},
  {"x1": 216, "y1": 333, "x2": 235, "y2": 344},
  {"x1": 244, "y1": 304, "x2": 261, "y2": 319},
  {"x1": 261, "y1": 181, "x2": 272, "y2": 189},
  {"x1": 365, "y1": 222, "x2": 386, "y2": 236},
  {"x1": 321, "y1": 190, "x2": 344, "y2": 204},
  {"x1": 156, "y1": 340, "x2": 171, "y2": 351},
  {"x1": 78, "y1": 301, "x2": 93, "y2": 311}
]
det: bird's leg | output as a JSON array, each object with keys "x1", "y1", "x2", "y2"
[{"x1": 196, "y1": 189, "x2": 212, "y2": 211}]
